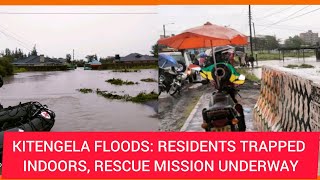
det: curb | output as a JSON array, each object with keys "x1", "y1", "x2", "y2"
[{"x1": 180, "y1": 94, "x2": 205, "y2": 132}]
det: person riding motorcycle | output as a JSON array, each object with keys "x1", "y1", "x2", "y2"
[{"x1": 199, "y1": 61, "x2": 246, "y2": 131}]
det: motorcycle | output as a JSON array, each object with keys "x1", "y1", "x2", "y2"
[
  {"x1": 200, "y1": 63, "x2": 246, "y2": 132},
  {"x1": 158, "y1": 54, "x2": 186, "y2": 96},
  {"x1": 159, "y1": 67, "x2": 183, "y2": 96},
  {"x1": 0, "y1": 75, "x2": 56, "y2": 162}
]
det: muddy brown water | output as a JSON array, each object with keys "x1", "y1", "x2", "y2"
[{"x1": 0, "y1": 68, "x2": 159, "y2": 131}]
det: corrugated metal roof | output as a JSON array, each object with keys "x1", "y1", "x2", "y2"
[
  {"x1": 12, "y1": 55, "x2": 63, "y2": 65},
  {"x1": 120, "y1": 53, "x2": 157, "y2": 61}
]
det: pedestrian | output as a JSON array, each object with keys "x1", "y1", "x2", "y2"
[
  {"x1": 244, "y1": 53, "x2": 249, "y2": 67},
  {"x1": 249, "y1": 54, "x2": 255, "y2": 68}
]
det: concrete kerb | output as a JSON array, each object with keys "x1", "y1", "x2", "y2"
[{"x1": 180, "y1": 95, "x2": 204, "y2": 132}]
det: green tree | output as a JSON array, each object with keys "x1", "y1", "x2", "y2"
[
  {"x1": 253, "y1": 36, "x2": 280, "y2": 52},
  {"x1": 284, "y1": 36, "x2": 304, "y2": 48},
  {"x1": 66, "y1": 54, "x2": 72, "y2": 63},
  {"x1": 31, "y1": 45, "x2": 38, "y2": 56},
  {"x1": 150, "y1": 44, "x2": 159, "y2": 57}
]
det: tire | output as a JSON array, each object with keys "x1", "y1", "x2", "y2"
[
  {"x1": 188, "y1": 76, "x2": 193, "y2": 83},
  {"x1": 238, "y1": 116, "x2": 246, "y2": 131},
  {"x1": 169, "y1": 82, "x2": 179, "y2": 96},
  {"x1": 177, "y1": 62, "x2": 186, "y2": 73}
]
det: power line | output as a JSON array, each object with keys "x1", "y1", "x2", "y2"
[
  {"x1": 0, "y1": 25, "x2": 51, "y2": 55},
  {"x1": 0, "y1": 29, "x2": 33, "y2": 51},
  {"x1": 255, "y1": 5, "x2": 295, "y2": 20},
  {"x1": 276, "y1": 7, "x2": 320, "y2": 24},
  {"x1": 0, "y1": 25, "x2": 34, "y2": 47},
  {"x1": 259, "y1": 6, "x2": 311, "y2": 32}
]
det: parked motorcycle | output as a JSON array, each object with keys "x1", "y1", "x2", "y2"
[
  {"x1": 200, "y1": 63, "x2": 246, "y2": 132},
  {"x1": 159, "y1": 67, "x2": 183, "y2": 96},
  {"x1": 158, "y1": 54, "x2": 186, "y2": 96}
]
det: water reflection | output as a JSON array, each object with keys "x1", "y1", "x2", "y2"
[{"x1": 0, "y1": 68, "x2": 159, "y2": 131}]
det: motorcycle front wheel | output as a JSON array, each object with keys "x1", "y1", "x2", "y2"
[{"x1": 169, "y1": 83, "x2": 179, "y2": 96}]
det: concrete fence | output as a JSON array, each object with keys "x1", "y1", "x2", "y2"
[{"x1": 253, "y1": 66, "x2": 320, "y2": 131}]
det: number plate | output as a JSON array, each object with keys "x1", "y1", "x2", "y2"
[{"x1": 210, "y1": 125, "x2": 231, "y2": 132}]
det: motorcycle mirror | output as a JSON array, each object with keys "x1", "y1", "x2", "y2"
[
  {"x1": 238, "y1": 74, "x2": 246, "y2": 81},
  {"x1": 0, "y1": 75, "x2": 3, "y2": 88}
]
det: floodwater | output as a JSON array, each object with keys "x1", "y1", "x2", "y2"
[
  {"x1": 0, "y1": 68, "x2": 159, "y2": 131},
  {"x1": 251, "y1": 56, "x2": 320, "y2": 79}
]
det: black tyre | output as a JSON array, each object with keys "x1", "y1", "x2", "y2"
[
  {"x1": 176, "y1": 62, "x2": 186, "y2": 72},
  {"x1": 169, "y1": 84, "x2": 179, "y2": 96}
]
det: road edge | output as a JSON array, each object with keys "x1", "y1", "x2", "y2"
[{"x1": 180, "y1": 94, "x2": 204, "y2": 132}]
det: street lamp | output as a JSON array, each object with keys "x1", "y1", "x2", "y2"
[{"x1": 163, "y1": 23, "x2": 174, "y2": 38}]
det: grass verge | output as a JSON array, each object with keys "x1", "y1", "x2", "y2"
[
  {"x1": 236, "y1": 68, "x2": 260, "y2": 82},
  {"x1": 285, "y1": 64, "x2": 314, "y2": 69}
]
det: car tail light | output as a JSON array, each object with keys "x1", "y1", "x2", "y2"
[{"x1": 211, "y1": 119, "x2": 228, "y2": 128}]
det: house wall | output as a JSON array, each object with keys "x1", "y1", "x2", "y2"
[{"x1": 253, "y1": 66, "x2": 320, "y2": 131}]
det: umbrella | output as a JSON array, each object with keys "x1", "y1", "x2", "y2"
[
  {"x1": 158, "y1": 22, "x2": 247, "y2": 50},
  {"x1": 158, "y1": 22, "x2": 247, "y2": 88},
  {"x1": 158, "y1": 54, "x2": 178, "y2": 68},
  {"x1": 197, "y1": 52, "x2": 207, "y2": 58}
]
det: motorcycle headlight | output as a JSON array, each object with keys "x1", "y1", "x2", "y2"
[
  {"x1": 177, "y1": 75, "x2": 182, "y2": 80},
  {"x1": 159, "y1": 75, "x2": 165, "y2": 81}
]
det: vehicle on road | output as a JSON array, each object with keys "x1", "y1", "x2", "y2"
[
  {"x1": 200, "y1": 63, "x2": 246, "y2": 132},
  {"x1": 159, "y1": 51, "x2": 203, "y2": 83}
]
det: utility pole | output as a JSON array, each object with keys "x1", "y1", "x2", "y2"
[
  {"x1": 249, "y1": 5, "x2": 254, "y2": 56},
  {"x1": 72, "y1": 49, "x2": 74, "y2": 60},
  {"x1": 163, "y1": 25, "x2": 166, "y2": 38},
  {"x1": 253, "y1": 22, "x2": 258, "y2": 65},
  {"x1": 253, "y1": 22, "x2": 256, "y2": 48},
  {"x1": 163, "y1": 23, "x2": 174, "y2": 38}
]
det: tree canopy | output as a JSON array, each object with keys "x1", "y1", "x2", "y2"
[{"x1": 284, "y1": 36, "x2": 305, "y2": 48}]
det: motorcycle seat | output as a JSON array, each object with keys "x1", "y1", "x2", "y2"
[{"x1": 209, "y1": 92, "x2": 235, "y2": 110}]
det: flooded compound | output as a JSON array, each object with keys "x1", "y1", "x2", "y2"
[{"x1": 0, "y1": 68, "x2": 158, "y2": 131}]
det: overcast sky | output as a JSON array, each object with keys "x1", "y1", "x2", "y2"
[
  {"x1": 0, "y1": 6, "x2": 158, "y2": 59},
  {"x1": 1, "y1": 5, "x2": 320, "y2": 59},
  {"x1": 158, "y1": 5, "x2": 320, "y2": 43}
]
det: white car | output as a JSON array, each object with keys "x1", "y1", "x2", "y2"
[{"x1": 159, "y1": 51, "x2": 203, "y2": 83}]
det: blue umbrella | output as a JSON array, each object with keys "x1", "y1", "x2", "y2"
[
  {"x1": 158, "y1": 54, "x2": 178, "y2": 68},
  {"x1": 197, "y1": 52, "x2": 207, "y2": 58}
]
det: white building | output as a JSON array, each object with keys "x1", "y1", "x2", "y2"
[{"x1": 300, "y1": 30, "x2": 319, "y2": 45}]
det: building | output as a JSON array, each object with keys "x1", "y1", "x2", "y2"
[
  {"x1": 116, "y1": 53, "x2": 157, "y2": 64},
  {"x1": 300, "y1": 30, "x2": 319, "y2": 45},
  {"x1": 12, "y1": 55, "x2": 64, "y2": 66}
]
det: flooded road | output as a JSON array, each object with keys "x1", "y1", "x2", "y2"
[
  {"x1": 251, "y1": 56, "x2": 320, "y2": 79},
  {"x1": 0, "y1": 68, "x2": 158, "y2": 131}
]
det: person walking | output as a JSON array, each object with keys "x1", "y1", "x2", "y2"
[{"x1": 249, "y1": 54, "x2": 255, "y2": 68}]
